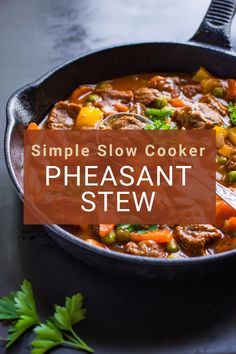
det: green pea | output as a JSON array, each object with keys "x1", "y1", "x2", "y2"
[
  {"x1": 155, "y1": 97, "x2": 168, "y2": 109},
  {"x1": 116, "y1": 229, "x2": 131, "y2": 243},
  {"x1": 213, "y1": 87, "x2": 224, "y2": 98},
  {"x1": 217, "y1": 156, "x2": 227, "y2": 165},
  {"x1": 102, "y1": 231, "x2": 116, "y2": 245},
  {"x1": 96, "y1": 82, "x2": 112, "y2": 90},
  {"x1": 87, "y1": 94, "x2": 102, "y2": 103},
  {"x1": 228, "y1": 171, "x2": 236, "y2": 184},
  {"x1": 166, "y1": 239, "x2": 179, "y2": 253}
]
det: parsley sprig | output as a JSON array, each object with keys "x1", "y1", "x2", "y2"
[
  {"x1": 0, "y1": 280, "x2": 93, "y2": 353},
  {"x1": 32, "y1": 293, "x2": 93, "y2": 353},
  {"x1": 2, "y1": 280, "x2": 40, "y2": 348},
  {"x1": 0, "y1": 291, "x2": 18, "y2": 320}
]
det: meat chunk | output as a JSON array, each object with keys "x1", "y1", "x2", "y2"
[
  {"x1": 96, "y1": 88, "x2": 133, "y2": 103},
  {"x1": 182, "y1": 84, "x2": 201, "y2": 98},
  {"x1": 200, "y1": 94, "x2": 227, "y2": 117},
  {"x1": 172, "y1": 102, "x2": 223, "y2": 129},
  {"x1": 93, "y1": 89, "x2": 133, "y2": 116},
  {"x1": 47, "y1": 101, "x2": 81, "y2": 129},
  {"x1": 148, "y1": 75, "x2": 180, "y2": 98},
  {"x1": 111, "y1": 116, "x2": 146, "y2": 130},
  {"x1": 125, "y1": 240, "x2": 165, "y2": 257},
  {"x1": 95, "y1": 100, "x2": 119, "y2": 116},
  {"x1": 174, "y1": 225, "x2": 222, "y2": 256},
  {"x1": 226, "y1": 151, "x2": 236, "y2": 171},
  {"x1": 134, "y1": 87, "x2": 161, "y2": 105}
]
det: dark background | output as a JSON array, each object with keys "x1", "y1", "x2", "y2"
[{"x1": 1, "y1": 0, "x2": 236, "y2": 353}]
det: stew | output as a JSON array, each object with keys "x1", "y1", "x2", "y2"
[{"x1": 28, "y1": 67, "x2": 236, "y2": 258}]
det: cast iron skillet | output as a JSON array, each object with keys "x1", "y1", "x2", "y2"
[{"x1": 4, "y1": 0, "x2": 236, "y2": 281}]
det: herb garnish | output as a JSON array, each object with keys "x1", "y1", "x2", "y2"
[
  {"x1": 0, "y1": 280, "x2": 93, "y2": 353},
  {"x1": 2, "y1": 280, "x2": 40, "y2": 348}
]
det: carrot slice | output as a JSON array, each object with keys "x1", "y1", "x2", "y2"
[
  {"x1": 99, "y1": 224, "x2": 115, "y2": 237},
  {"x1": 86, "y1": 239, "x2": 107, "y2": 249},
  {"x1": 70, "y1": 86, "x2": 92, "y2": 103},
  {"x1": 216, "y1": 200, "x2": 236, "y2": 227},
  {"x1": 227, "y1": 79, "x2": 236, "y2": 97},
  {"x1": 223, "y1": 217, "x2": 236, "y2": 232},
  {"x1": 27, "y1": 122, "x2": 40, "y2": 130},
  {"x1": 170, "y1": 98, "x2": 185, "y2": 107},
  {"x1": 131, "y1": 229, "x2": 173, "y2": 243}
]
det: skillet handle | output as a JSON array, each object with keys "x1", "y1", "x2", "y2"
[{"x1": 190, "y1": 0, "x2": 236, "y2": 50}]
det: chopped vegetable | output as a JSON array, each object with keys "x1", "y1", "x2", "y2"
[
  {"x1": 70, "y1": 86, "x2": 93, "y2": 103},
  {"x1": 214, "y1": 126, "x2": 228, "y2": 138},
  {"x1": 96, "y1": 82, "x2": 112, "y2": 90},
  {"x1": 130, "y1": 229, "x2": 173, "y2": 243},
  {"x1": 87, "y1": 94, "x2": 102, "y2": 102},
  {"x1": 223, "y1": 217, "x2": 236, "y2": 232},
  {"x1": 216, "y1": 200, "x2": 236, "y2": 226},
  {"x1": 102, "y1": 231, "x2": 116, "y2": 245},
  {"x1": 145, "y1": 107, "x2": 173, "y2": 119},
  {"x1": 27, "y1": 122, "x2": 40, "y2": 130},
  {"x1": 155, "y1": 97, "x2": 168, "y2": 109},
  {"x1": 86, "y1": 239, "x2": 107, "y2": 248},
  {"x1": 99, "y1": 224, "x2": 115, "y2": 237},
  {"x1": 217, "y1": 156, "x2": 227, "y2": 165},
  {"x1": 165, "y1": 239, "x2": 179, "y2": 253},
  {"x1": 213, "y1": 87, "x2": 224, "y2": 98},
  {"x1": 227, "y1": 79, "x2": 236, "y2": 97},
  {"x1": 218, "y1": 144, "x2": 233, "y2": 156},
  {"x1": 170, "y1": 98, "x2": 185, "y2": 107},
  {"x1": 228, "y1": 171, "x2": 236, "y2": 184},
  {"x1": 192, "y1": 66, "x2": 213, "y2": 82},
  {"x1": 227, "y1": 127, "x2": 236, "y2": 145},
  {"x1": 115, "y1": 102, "x2": 129, "y2": 112},
  {"x1": 116, "y1": 228, "x2": 131, "y2": 243},
  {"x1": 201, "y1": 78, "x2": 222, "y2": 94},
  {"x1": 216, "y1": 132, "x2": 225, "y2": 149},
  {"x1": 76, "y1": 107, "x2": 103, "y2": 127},
  {"x1": 228, "y1": 103, "x2": 236, "y2": 125}
]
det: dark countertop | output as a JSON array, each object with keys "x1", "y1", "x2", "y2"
[{"x1": 1, "y1": 1, "x2": 236, "y2": 353}]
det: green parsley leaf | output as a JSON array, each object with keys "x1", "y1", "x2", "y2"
[
  {"x1": 145, "y1": 119, "x2": 175, "y2": 130},
  {"x1": 229, "y1": 102, "x2": 236, "y2": 125},
  {"x1": 65, "y1": 293, "x2": 86, "y2": 326},
  {"x1": 0, "y1": 291, "x2": 18, "y2": 320},
  {"x1": 6, "y1": 280, "x2": 40, "y2": 348},
  {"x1": 32, "y1": 321, "x2": 63, "y2": 354},
  {"x1": 137, "y1": 225, "x2": 159, "y2": 234},
  {"x1": 116, "y1": 224, "x2": 140, "y2": 232},
  {"x1": 51, "y1": 293, "x2": 86, "y2": 331}
]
